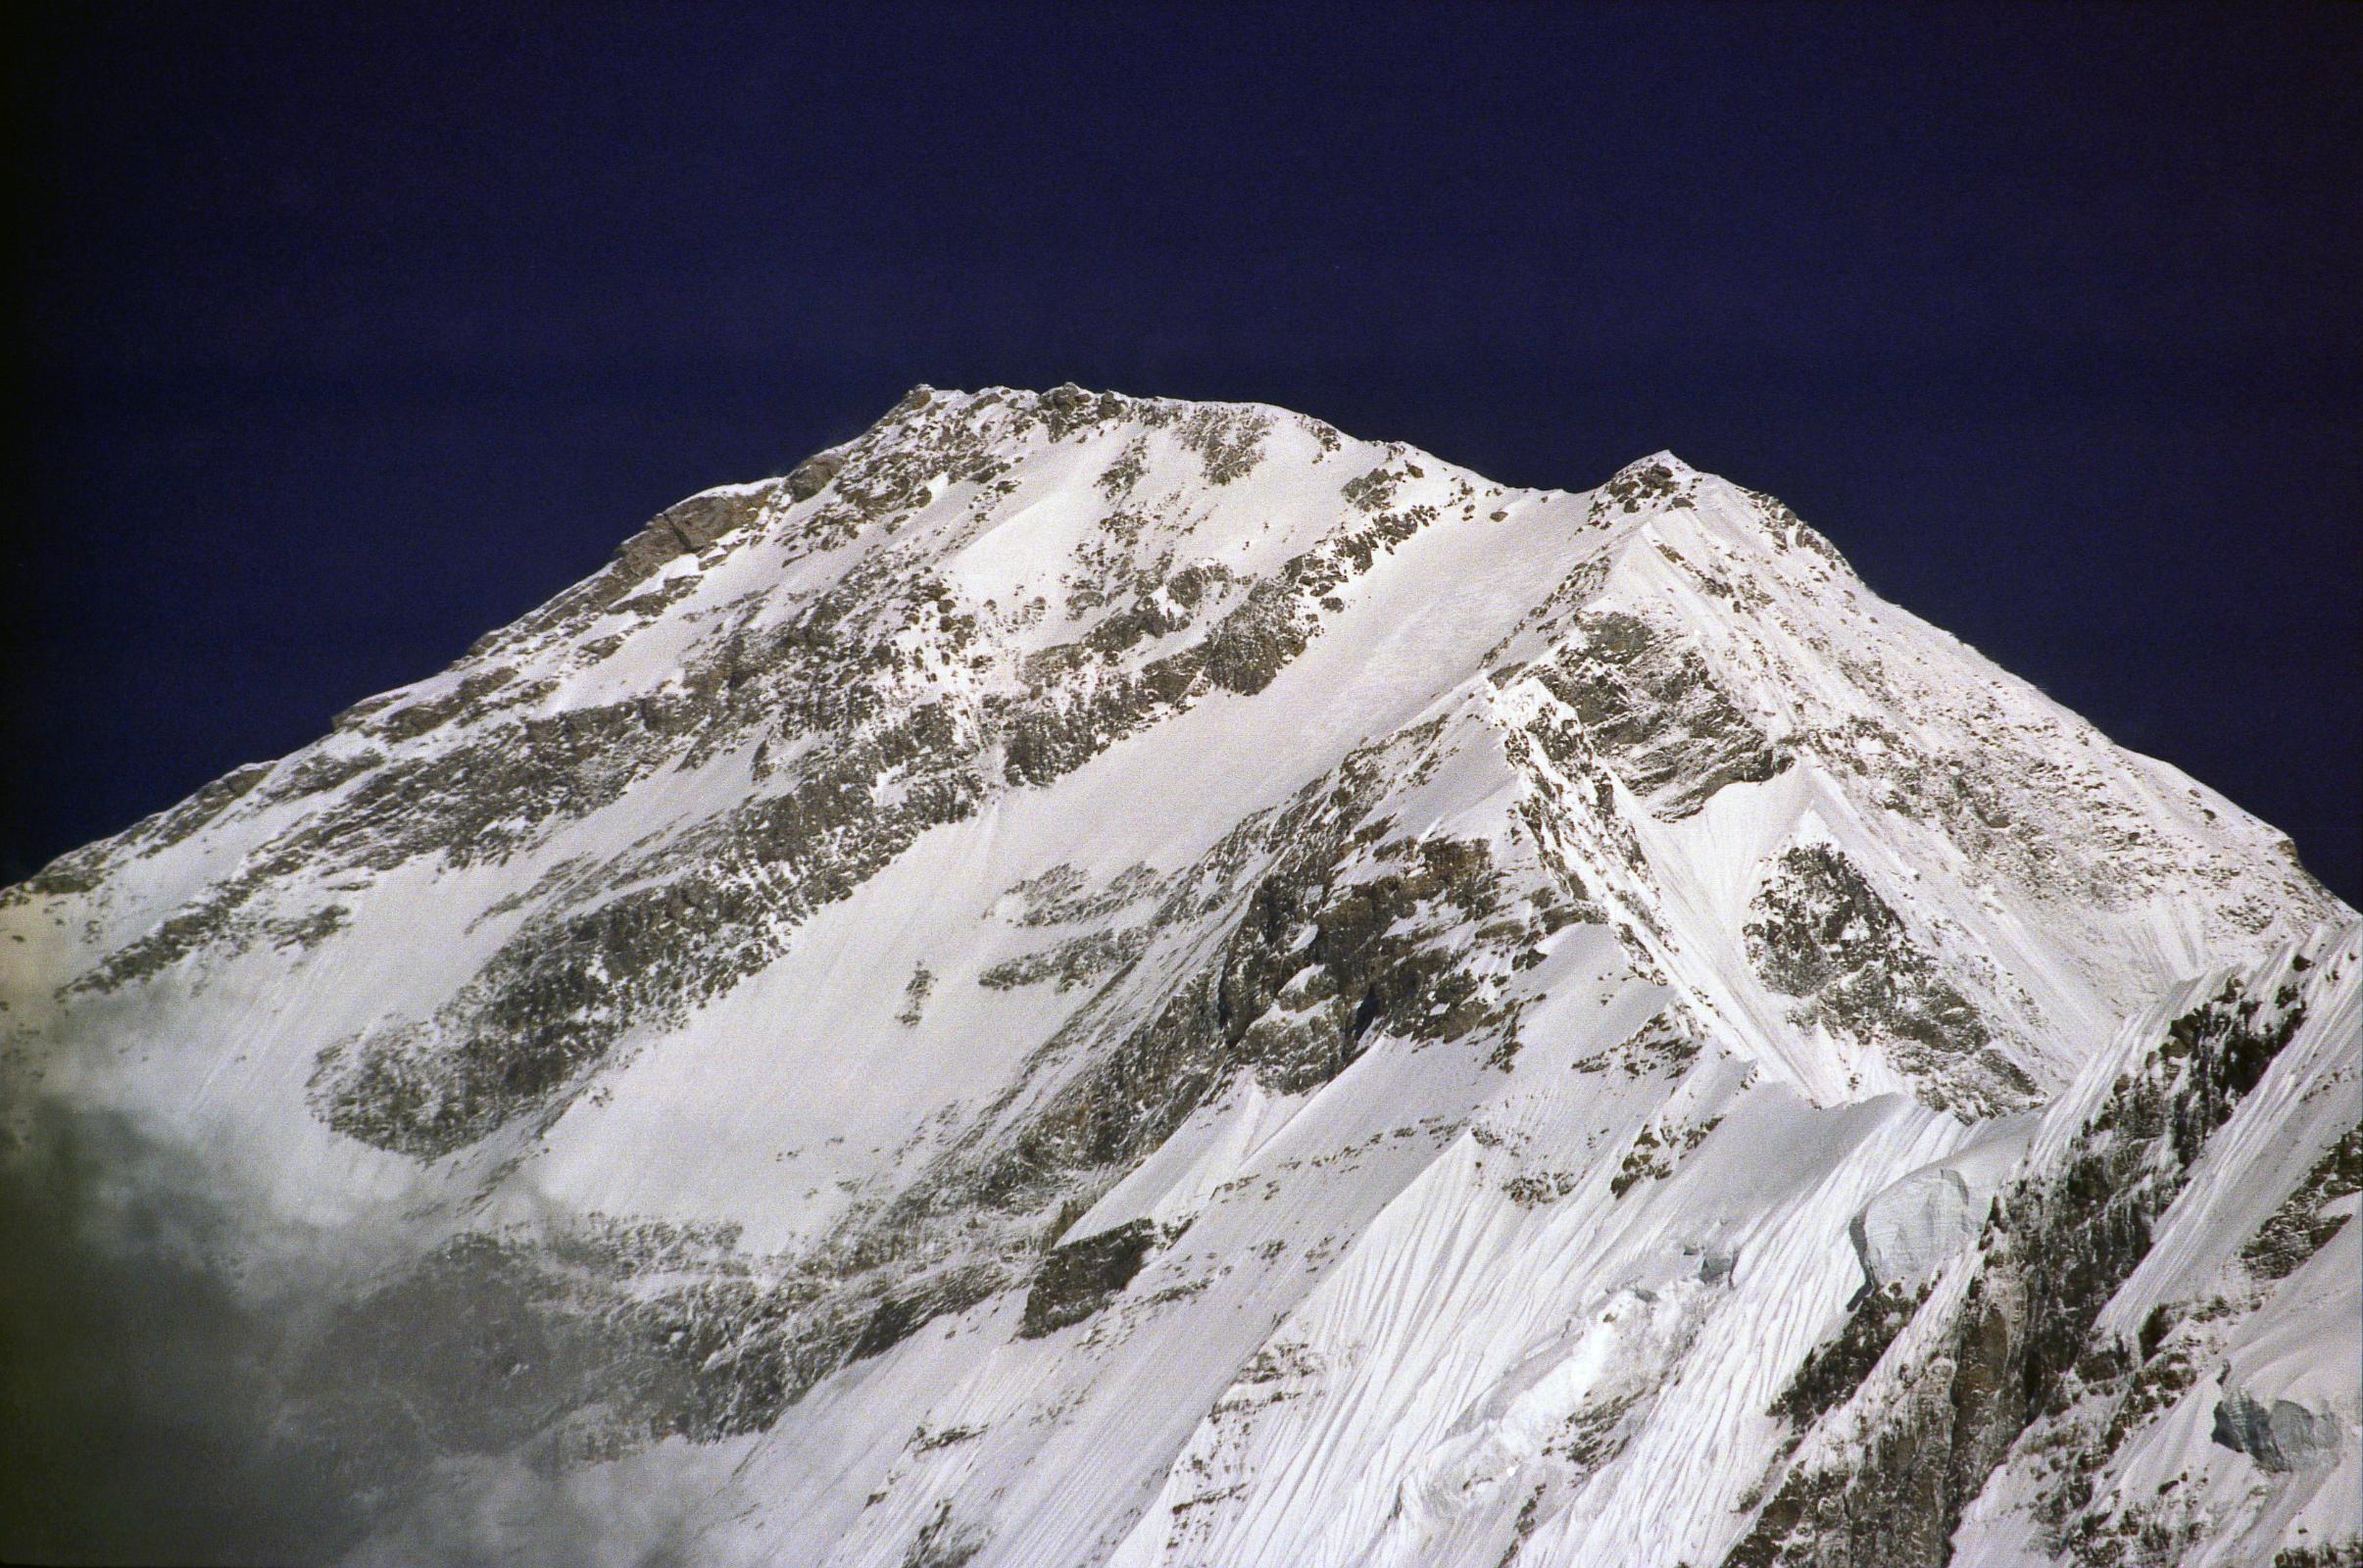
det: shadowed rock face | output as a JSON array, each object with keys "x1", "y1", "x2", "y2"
[
  {"x1": 2240, "y1": 1124, "x2": 2361, "y2": 1282},
  {"x1": 613, "y1": 484, "x2": 791, "y2": 588},
  {"x1": 2211, "y1": 1391, "x2": 2339, "y2": 1474},
  {"x1": 1747, "y1": 843, "x2": 2035, "y2": 1117},
  {"x1": 1533, "y1": 609, "x2": 1789, "y2": 818},
  {"x1": 1019, "y1": 1220, "x2": 1162, "y2": 1339},
  {"x1": 1768, "y1": 1279, "x2": 1931, "y2": 1435}
]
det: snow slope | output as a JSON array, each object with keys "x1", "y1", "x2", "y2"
[{"x1": 1, "y1": 385, "x2": 2351, "y2": 1568}]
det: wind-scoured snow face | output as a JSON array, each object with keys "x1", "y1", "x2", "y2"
[{"x1": 1, "y1": 386, "x2": 2351, "y2": 1568}]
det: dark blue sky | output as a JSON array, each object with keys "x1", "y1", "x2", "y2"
[{"x1": 10, "y1": 3, "x2": 2360, "y2": 902}]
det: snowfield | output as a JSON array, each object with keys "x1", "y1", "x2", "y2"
[{"x1": 2, "y1": 385, "x2": 2353, "y2": 1568}]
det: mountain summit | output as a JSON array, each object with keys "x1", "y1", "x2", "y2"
[{"x1": 4, "y1": 386, "x2": 2354, "y2": 1567}]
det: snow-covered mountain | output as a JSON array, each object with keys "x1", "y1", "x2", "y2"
[{"x1": 3, "y1": 385, "x2": 2353, "y2": 1568}]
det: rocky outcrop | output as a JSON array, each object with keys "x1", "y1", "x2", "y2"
[
  {"x1": 1747, "y1": 843, "x2": 2034, "y2": 1117},
  {"x1": 1532, "y1": 608, "x2": 1787, "y2": 819},
  {"x1": 1018, "y1": 1219, "x2": 1162, "y2": 1338},
  {"x1": 2211, "y1": 1389, "x2": 2339, "y2": 1474},
  {"x1": 611, "y1": 482, "x2": 788, "y2": 587},
  {"x1": 1727, "y1": 947, "x2": 2332, "y2": 1568}
]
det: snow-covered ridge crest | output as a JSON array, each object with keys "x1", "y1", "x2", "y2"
[{"x1": 0, "y1": 385, "x2": 2350, "y2": 1568}]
